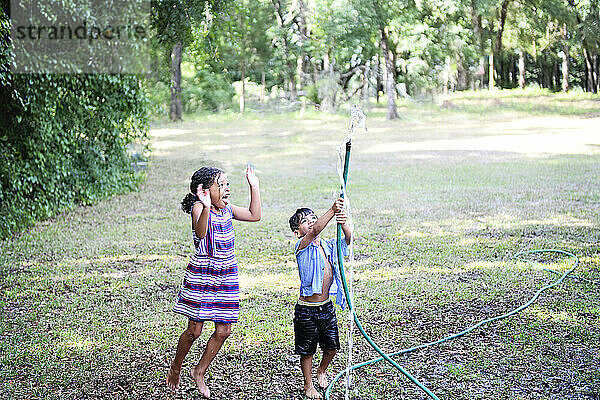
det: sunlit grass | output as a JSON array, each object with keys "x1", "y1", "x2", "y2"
[{"x1": 1, "y1": 93, "x2": 599, "y2": 399}]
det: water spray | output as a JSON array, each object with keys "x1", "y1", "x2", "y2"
[
  {"x1": 332, "y1": 105, "x2": 440, "y2": 399},
  {"x1": 327, "y1": 106, "x2": 584, "y2": 400}
]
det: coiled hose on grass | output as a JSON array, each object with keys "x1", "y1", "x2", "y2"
[{"x1": 327, "y1": 138, "x2": 581, "y2": 400}]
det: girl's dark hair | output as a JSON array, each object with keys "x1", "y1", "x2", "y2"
[
  {"x1": 289, "y1": 208, "x2": 315, "y2": 231},
  {"x1": 181, "y1": 167, "x2": 224, "y2": 214}
]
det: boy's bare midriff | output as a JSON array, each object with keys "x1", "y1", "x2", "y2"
[{"x1": 299, "y1": 242, "x2": 333, "y2": 303}]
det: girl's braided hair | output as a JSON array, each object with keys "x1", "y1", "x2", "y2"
[{"x1": 181, "y1": 167, "x2": 224, "y2": 214}]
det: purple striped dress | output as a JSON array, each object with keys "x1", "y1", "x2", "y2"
[{"x1": 173, "y1": 203, "x2": 239, "y2": 323}]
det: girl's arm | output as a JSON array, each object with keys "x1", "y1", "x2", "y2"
[
  {"x1": 231, "y1": 166, "x2": 261, "y2": 222},
  {"x1": 297, "y1": 198, "x2": 344, "y2": 250},
  {"x1": 335, "y1": 210, "x2": 352, "y2": 245},
  {"x1": 193, "y1": 188, "x2": 211, "y2": 239}
]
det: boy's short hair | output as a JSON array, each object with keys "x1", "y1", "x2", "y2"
[{"x1": 289, "y1": 208, "x2": 315, "y2": 232}]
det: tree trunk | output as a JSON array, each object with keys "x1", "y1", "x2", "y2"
[
  {"x1": 495, "y1": 0, "x2": 511, "y2": 55},
  {"x1": 494, "y1": 0, "x2": 511, "y2": 88},
  {"x1": 361, "y1": 66, "x2": 369, "y2": 101},
  {"x1": 590, "y1": 2, "x2": 599, "y2": 92},
  {"x1": 594, "y1": 54, "x2": 600, "y2": 93},
  {"x1": 502, "y1": 55, "x2": 508, "y2": 87},
  {"x1": 443, "y1": 56, "x2": 450, "y2": 95},
  {"x1": 540, "y1": 53, "x2": 545, "y2": 88},
  {"x1": 170, "y1": 41, "x2": 183, "y2": 121},
  {"x1": 508, "y1": 54, "x2": 516, "y2": 86},
  {"x1": 470, "y1": 0, "x2": 487, "y2": 91},
  {"x1": 240, "y1": 60, "x2": 246, "y2": 113},
  {"x1": 270, "y1": 0, "x2": 297, "y2": 100},
  {"x1": 561, "y1": 49, "x2": 569, "y2": 92},
  {"x1": 519, "y1": 50, "x2": 525, "y2": 88},
  {"x1": 489, "y1": 51, "x2": 495, "y2": 89},
  {"x1": 295, "y1": 0, "x2": 310, "y2": 89},
  {"x1": 288, "y1": 65, "x2": 297, "y2": 100},
  {"x1": 391, "y1": 45, "x2": 398, "y2": 84},
  {"x1": 457, "y1": 57, "x2": 468, "y2": 90},
  {"x1": 470, "y1": 0, "x2": 485, "y2": 58},
  {"x1": 320, "y1": 48, "x2": 337, "y2": 112},
  {"x1": 543, "y1": 53, "x2": 551, "y2": 89},
  {"x1": 566, "y1": 0, "x2": 596, "y2": 92},
  {"x1": 296, "y1": 53, "x2": 303, "y2": 79},
  {"x1": 380, "y1": 28, "x2": 399, "y2": 119},
  {"x1": 376, "y1": 54, "x2": 382, "y2": 103},
  {"x1": 561, "y1": 25, "x2": 569, "y2": 92},
  {"x1": 311, "y1": 59, "x2": 319, "y2": 85},
  {"x1": 548, "y1": 57, "x2": 554, "y2": 89},
  {"x1": 478, "y1": 57, "x2": 485, "y2": 89},
  {"x1": 261, "y1": 71, "x2": 266, "y2": 102}
]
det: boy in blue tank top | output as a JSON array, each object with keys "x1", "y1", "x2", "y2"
[{"x1": 289, "y1": 197, "x2": 352, "y2": 399}]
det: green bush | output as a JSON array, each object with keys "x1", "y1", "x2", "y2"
[
  {"x1": 0, "y1": 11, "x2": 148, "y2": 238},
  {"x1": 182, "y1": 69, "x2": 234, "y2": 112},
  {"x1": 145, "y1": 80, "x2": 171, "y2": 118},
  {"x1": 305, "y1": 83, "x2": 322, "y2": 105},
  {"x1": 145, "y1": 69, "x2": 234, "y2": 115}
]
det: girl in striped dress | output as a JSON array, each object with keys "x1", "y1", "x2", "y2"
[{"x1": 167, "y1": 166, "x2": 261, "y2": 398}]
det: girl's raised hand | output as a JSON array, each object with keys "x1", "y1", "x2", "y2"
[
  {"x1": 196, "y1": 185, "x2": 211, "y2": 207},
  {"x1": 246, "y1": 165, "x2": 259, "y2": 187}
]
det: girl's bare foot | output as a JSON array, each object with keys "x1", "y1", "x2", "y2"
[
  {"x1": 316, "y1": 371, "x2": 328, "y2": 388},
  {"x1": 191, "y1": 367, "x2": 210, "y2": 399},
  {"x1": 166, "y1": 366, "x2": 180, "y2": 391},
  {"x1": 304, "y1": 385, "x2": 322, "y2": 399}
]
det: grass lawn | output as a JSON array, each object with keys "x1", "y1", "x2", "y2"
[{"x1": 2, "y1": 90, "x2": 600, "y2": 400}]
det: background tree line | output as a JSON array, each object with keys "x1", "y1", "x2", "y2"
[
  {"x1": 1, "y1": 0, "x2": 598, "y2": 237},
  {"x1": 151, "y1": 0, "x2": 600, "y2": 121}
]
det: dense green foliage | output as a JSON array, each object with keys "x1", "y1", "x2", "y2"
[
  {"x1": 150, "y1": 0, "x2": 227, "y2": 119},
  {"x1": 181, "y1": 69, "x2": 235, "y2": 112},
  {"x1": 146, "y1": 64, "x2": 235, "y2": 115},
  {"x1": 0, "y1": 10, "x2": 149, "y2": 239},
  {"x1": 3, "y1": 0, "x2": 598, "y2": 233},
  {"x1": 149, "y1": 0, "x2": 600, "y2": 114}
]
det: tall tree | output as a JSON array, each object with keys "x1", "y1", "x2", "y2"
[
  {"x1": 561, "y1": 24, "x2": 570, "y2": 92},
  {"x1": 380, "y1": 25, "x2": 399, "y2": 118},
  {"x1": 269, "y1": 0, "x2": 299, "y2": 99},
  {"x1": 352, "y1": 0, "x2": 407, "y2": 119},
  {"x1": 211, "y1": 0, "x2": 273, "y2": 112},
  {"x1": 152, "y1": 0, "x2": 223, "y2": 120},
  {"x1": 309, "y1": 0, "x2": 376, "y2": 110},
  {"x1": 565, "y1": 0, "x2": 600, "y2": 92}
]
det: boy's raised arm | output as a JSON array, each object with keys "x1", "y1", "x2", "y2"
[
  {"x1": 335, "y1": 209, "x2": 352, "y2": 245},
  {"x1": 297, "y1": 198, "x2": 344, "y2": 251}
]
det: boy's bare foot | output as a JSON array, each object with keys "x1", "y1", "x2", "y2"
[
  {"x1": 316, "y1": 371, "x2": 328, "y2": 388},
  {"x1": 191, "y1": 367, "x2": 210, "y2": 399},
  {"x1": 304, "y1": 385, "x2": 322, "y2": 399},
  {"x1": 166, "y1": 366, "x2": 180, "y2": 391}
]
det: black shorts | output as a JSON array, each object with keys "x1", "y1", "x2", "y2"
[{"x1": 293, "y1": 300, "x2": 340, "y2": 356}]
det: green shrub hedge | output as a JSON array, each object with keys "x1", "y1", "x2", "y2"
[
  {"x1": 0, "y1": 10, "x2": 149, "y2": 239},
  {"x1": 182, "y1": 69, "x2": 235, "y2": 112}
]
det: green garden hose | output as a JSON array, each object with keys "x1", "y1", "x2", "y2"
[{"x1": 328, "y1": 137, "x2": 581, "y2": 400}]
